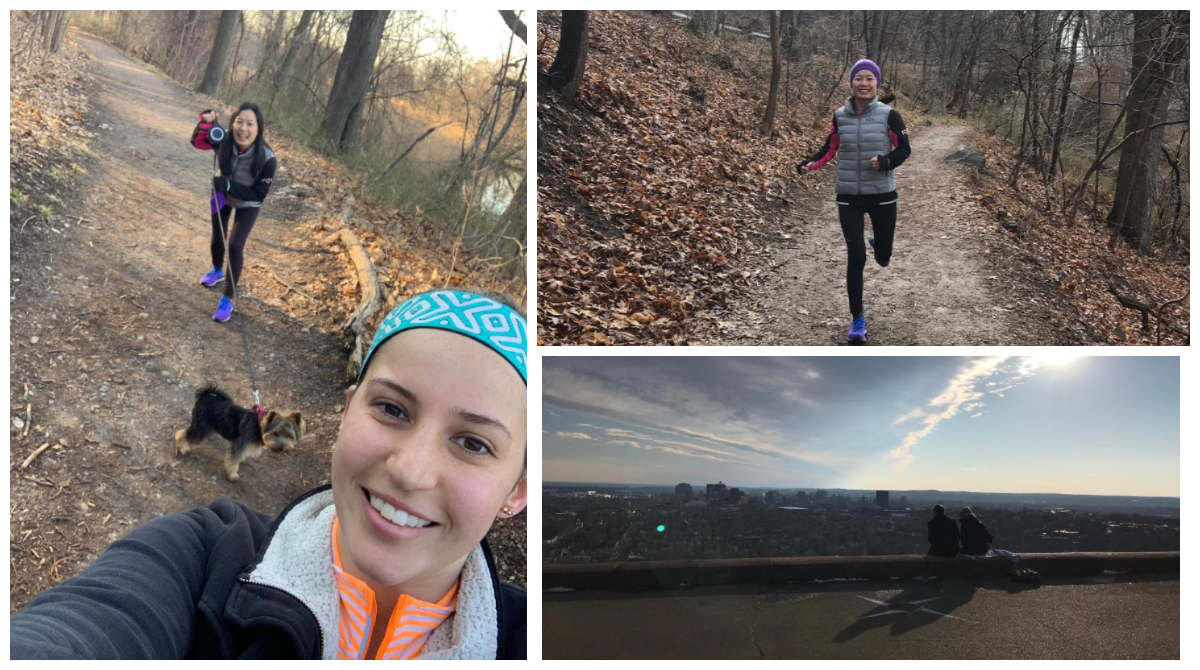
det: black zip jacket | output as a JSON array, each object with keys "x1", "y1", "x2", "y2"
[
  {"x1": 959, "y1": 514, "x2": 994, "y2": 556},
  {"x1": 927, "y1": 514, "x2": 961, "y2": 557},
  {"x1": 9, "y1": 484, "x2": 525, "y2": 659}
]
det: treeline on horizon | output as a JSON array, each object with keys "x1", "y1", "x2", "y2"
[{"x1": 544, "y1": 482, "x2": 1179, "y2": 506}]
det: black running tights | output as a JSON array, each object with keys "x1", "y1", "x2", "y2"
[
  {"x1": 838, "y1": 201, "x2": 897, "y2": 317},
  {"x1": 210, "y1": 205, "x2": 260, "y2": 299}
]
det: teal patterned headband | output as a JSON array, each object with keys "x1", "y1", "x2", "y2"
[{"x1": 358, "y1": 290, "x2": 527, "y2": 385}]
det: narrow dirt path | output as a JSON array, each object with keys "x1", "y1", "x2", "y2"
[
  {"x1": 711, "y1": 124, "x2": 1065, "y2": 345},
  {"x1": 9, "y1": 34, "x2": 350, "y2": 610}
]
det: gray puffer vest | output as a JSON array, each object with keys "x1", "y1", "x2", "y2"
[
  {"x1": 228, "y1": 144, "x2": 275, "y2": 208},
  {"x1": 835, "y1": 97, "x2": 895, "y2": 196}
]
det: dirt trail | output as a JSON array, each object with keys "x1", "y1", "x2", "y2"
[
  {"x1": 8, "y1": 34, "x2": 353, "y2": 610},
  {"x1": 711, "y1": 124, "x2": 1065, "y2": 345}
]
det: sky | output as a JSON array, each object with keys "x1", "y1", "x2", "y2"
[
  {"x1": 442, "y1": 10, "x2": 526, "y2": 60},
  {"x1": 543, "y1": 356, "x2": 1180, "y2": 497}
]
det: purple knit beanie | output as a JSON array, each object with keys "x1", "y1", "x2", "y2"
[{"x1": 850, "y1": 59, "x2": 881, "y2": 84}]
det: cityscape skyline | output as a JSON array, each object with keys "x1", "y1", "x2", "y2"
[{"x1": 543, "y1": 356, "x2": 1180, "y2": 497}]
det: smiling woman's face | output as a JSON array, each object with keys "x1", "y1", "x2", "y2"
[
  {"x1": 232, "y1": 109, "x2": 259, "y2": 150},
  {"x1": 852, "y1": 70, "x2": 878, "y2": 101},
  {"x1": 331, "y1": 328, "x2": 527, "y2": 601}
]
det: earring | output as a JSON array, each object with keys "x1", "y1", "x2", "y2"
[{"x1": 502, "y1": 507, "x2": 513, "y2": 516}]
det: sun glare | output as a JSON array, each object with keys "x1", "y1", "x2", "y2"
[{"x1": 1027, "y1": 354, "x2": 1078, "y2": 368}]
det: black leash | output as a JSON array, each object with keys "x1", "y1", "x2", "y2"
[{"x1": 211, "y1": 152, "x2": 262, "y2": 410}]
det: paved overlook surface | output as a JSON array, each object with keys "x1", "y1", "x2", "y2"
[{"x1": 544, "y1": 574, "x2": 1179, "y2": 659}]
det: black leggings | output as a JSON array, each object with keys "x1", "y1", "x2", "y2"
[
  {"x1": 210, "y1": 205, "x2": 260, "y2": 299},
  {"x1": 838, "y1": 201, "x2": 897, "y2": 317}
]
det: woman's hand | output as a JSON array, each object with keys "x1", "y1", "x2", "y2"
[
  {"x1": 797, "y1": 162, "x2": 814, "y2": 175},
  {"x1": 213, "y1": 176, "x2": 231, "y2": 193},
  {"x1": 871, "y1": 156, "x2": 883, "y2": 171},
  {"x1": 201, "y1": 111, "x2": 217, "y2": 124}
]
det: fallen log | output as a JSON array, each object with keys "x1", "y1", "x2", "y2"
[{"x1": 339, "y1": 225, "x2": 382, "y2": 382}]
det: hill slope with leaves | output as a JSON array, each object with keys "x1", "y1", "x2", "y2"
[{"x1": 537, "y1": 11, "x2": 838, "y2": 345}]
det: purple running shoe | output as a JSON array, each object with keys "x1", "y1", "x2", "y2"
[
  {"x1": 213, "y1": 296, "x2": 234, "y2": 322},
  {"x1": 200, "y1": 267, "x2": 225, "y2": 287},
  {"x1": 848, "y1": 314, "x2": 867, "y2": 343}
]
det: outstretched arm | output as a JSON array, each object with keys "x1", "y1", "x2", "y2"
[{"x1": 9, "y1": 508, "x2": 211, "y2": 659}]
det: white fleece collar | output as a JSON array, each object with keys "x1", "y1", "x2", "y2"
[{"x1": 244, "y1": 489, "x2": 498, "y2": 659}]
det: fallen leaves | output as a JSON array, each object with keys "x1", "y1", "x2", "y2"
[
  {"x1": 969, "y1": 134, "x2": 1189, "y2": 345},
  {"x1": 537, "y1": 11, "x2": 825, "y2": 345}
]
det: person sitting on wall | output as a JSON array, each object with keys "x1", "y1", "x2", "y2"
[
  {"x1": 926, "y1": 504, "x2": 960, "y2": 558},
  {"x1": 958, "y1": 506, "x2": 1040, "y2": 582}
]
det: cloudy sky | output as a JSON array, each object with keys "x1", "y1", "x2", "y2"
[{"x1": 543, "y1": 356, "x2": 1179, "y2": 496}]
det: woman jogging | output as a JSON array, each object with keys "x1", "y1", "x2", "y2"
[
  {"x1": 797, "y1": 59, "x2": 911, "y2": 343},
  {"x1": 190, "y1": 102, "x2": 277, "y2": 322},
  {"x1": 10, "y1": 288, "x2": 529, "y2": 659}
]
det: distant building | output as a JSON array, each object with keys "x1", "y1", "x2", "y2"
[
  {"x1": 706, "y1": 481, "x2": 728, "y2": 501},
  {"x1": 675, "y1": 483, "x2": 693, "y2": 502},
  {"x1": 815, "y1": 490, "x2": 828, "y2": 500},
  {"x1": 729, "y1": 488, "x2": 745, "y2": 503},
  {"x1": 876, "y1": 490, "x2": 889, "y2": 508},
  {"x1": 901, "y1": 494, "x2": 908, "y2": 506},
  {"x1": 797, "y1": 491, "x2": 808, "y2": 502},
  {"x1": 766, "y1": 490, "x2": 780, "y2": 504}
]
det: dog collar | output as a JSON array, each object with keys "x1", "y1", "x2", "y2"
[
  {"x1": 358, "y1": 290, "x2": 526, "y2": 385},
  {"x1": 252, "y1": 404, "x2": 267, "y2": 424}
]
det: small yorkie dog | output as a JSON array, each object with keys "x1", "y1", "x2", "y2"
[{"x1": 175, "y1": 385, "x2": 304, "y2": 482}]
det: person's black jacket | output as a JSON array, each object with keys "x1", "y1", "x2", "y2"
[
  {"x1": 959, "y1": 514, "x2": 994, "y2": 556},
  {"x1": 9, "y1": 484, "x2": 525, "y2": 659},
  {"x1": 927, "y1": 514, "x2": 961, "y2": 557}
]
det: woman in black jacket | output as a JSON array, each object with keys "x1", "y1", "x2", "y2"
[
  {"x1": 10, "y1": 288, "x2": 529, "y2": 659},
  {"x1": 958, "y1": 506, "x2": 994, "y2": 556},
  {"x1": 190, "y1": 102, "x2": 277, "y2": 322}
]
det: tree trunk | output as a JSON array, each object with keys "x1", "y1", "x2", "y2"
[
  {"x1": 274, "y1": 10, "x2": 315, "y2": 89},
  {"x1": 248, "y1": 10, "x2": 287, "y2": 86},
  {"x1": 760, "y1": 11, "x2": 782, "y2": 138},
  {"x1": 1048, "y1": 12, "x2": 1082, "y2": 183},
  {"x1": 49, "y1": 11, "x2": 69, "y2": 53},
  {"x1": 780, "y1": 10, "x2": 800, "y2": 61},
  {"x1": 498, "y1": 10, "x2": 526, "y2": 44},
  {"x1": 866, "y1": 11, "x2": 886, "y2": 64},
  {"x1": 320, "y1": 10, "x2": 389, "y2": 152},
  {"x1": 198, "y1": 10, "x2": 240, "y2": 96},
  {"x1": 1108, "y1": 10, "x2": 1185, "y2": 253},
  {"x1": 494, "y1": 175, "x2": 527, "y2": 257},
  {"x1": 548, "y1": 11, "x2": 589, "y2": 101}
]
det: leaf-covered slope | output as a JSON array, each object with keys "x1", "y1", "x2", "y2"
[{"x1": 537, "y1": 11, "x2": 826, "y2": 345}]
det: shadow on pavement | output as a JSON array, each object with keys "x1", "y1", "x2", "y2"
[{"x1": 833, "y1": 580, "x2": 977, "y2": 642}]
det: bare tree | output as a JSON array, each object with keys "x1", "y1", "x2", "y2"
[
  {"x1": 1107, "y1": 10, "x2": 1188, "y2": 252},
  {"x1": 320, "y1": 10, "x2": 389, "y2": 152},
  {"x1": 863, "y1": 11, "x2": 888, "y2": 64},
  {"x1": 197, "y1": 10, "x2": 240, "y2": 96},
  {"x1": 1047, "y1": 11, "x2": 1082, "y2": 183},
  {"x1": 761, "y1": 11, "x2": 782, "y2": 138},
  {"x1": 274, "y1": 10, "x2": 315, "y2": 89}
]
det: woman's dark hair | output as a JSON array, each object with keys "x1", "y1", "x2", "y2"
[
  {"x1": 217, "y1": 102, "x2": 271, "y2": 178},
  {"x1": 933, "y1": 504, "x2": 945, "y2": 516}
]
